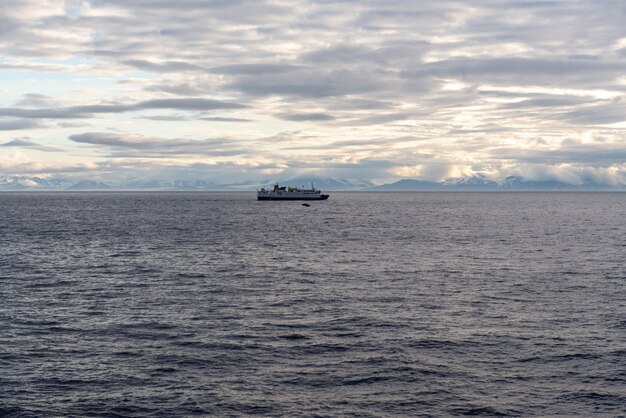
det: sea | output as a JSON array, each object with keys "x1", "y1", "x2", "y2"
[{"x1": 1, "y1": 192, "x2": 625, "y2": 417}]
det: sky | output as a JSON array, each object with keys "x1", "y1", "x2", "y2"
[{"x1": 1, "y1": 0, "x2": 626, "y2": 185}]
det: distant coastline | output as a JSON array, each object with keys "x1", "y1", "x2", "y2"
[{"x1": 2, "y1": 174, "x2": 625, "y2": 192}]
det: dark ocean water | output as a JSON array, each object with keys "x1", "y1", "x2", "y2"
[{"x1": 1, "y1": 192, "x2": 625, "y2": 417}]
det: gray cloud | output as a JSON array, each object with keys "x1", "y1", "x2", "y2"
[
  {"x1": 57, "y1": 122, "x2": 90, "y2": 128},
  {"x1": 68, "y1": 132, "x2": 222, "y2": 149},
  {"x1": 341, "y1": 112, "x2": 416, "y2": 127},
  {"x1": 561, "y1": 99, "x2": 626, "y2": 125},
  {"x1": 228, "y1": 68, "x2": 391, "y2": 98},
  {"x1": 0, "y1": 98, "x2": 247, "y2": 120},
  {"x1": 1, "y1": 138, "x2": 62, "y2": 151},
  {"x1": 139, "y1": 115, "x2": 190, "y2": 121},
  {"x1": 122, "y1": 59, "x2": 205, "y2": 73},
  {"x1": 0, "y1": 15, "x2": 19, "y2": 37},
  {"x1": 210, "y1": 63, "x2": 305, "y2": 75},
  {"x1": 499, "y1": 97, "x2": 598, "y2": 109},
  {"x1": 489, "y1": 143, "x2": 626, "y2": 166},
  {"x1": 140, "y1": 115, "x2": 252, "y2": 122},
  {"x1": 68, "y1": 132, "x2": 247, "y2": 157},
  {"x1": 70, "y1": 133, "x2": 147, "y2": 148},
  {"x1": 0, "y1": 119, "x2": 43, "y2": 130},
  {"x1": 302, "y1": 44, "x2": 385, "y2": 65},
  {"x1": 15, "y1": 93, "x2": 56, "y2": 107},
  {"x1": 145, "y1": 82, "x2": 211, "y2": 96},
  {"x1": 402, "y1": 57, "x2": 625, "y2": 87},
  {"x1": 137, "y1": 98, "x2": 245, "y2": 111},
  {"x1": 301, "y1": 41, "x2": 429, "y2": 68},
  {"x1": 199, "y1": 116, "x2": 252, "y2": 122},
  {"x1": 327, "y1": 99, "x2": 393, "y2": 111},
  {"x1": 1, "y1": 139, "x2": 36, "y2": 146},
  {"x1": 0, "y1": 108, "x2": 88, "y2": 119},
  {"x1": 276, "y1": 112, "x2": 335, "y2": 122}
]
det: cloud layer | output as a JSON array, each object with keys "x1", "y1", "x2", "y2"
[{"x1": 1, "y1": 0, "x2": 625, "y2": 184}]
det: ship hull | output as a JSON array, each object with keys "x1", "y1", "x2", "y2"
[{"x1": 258, "y1": 194, "x2": 329, "y2": 201}]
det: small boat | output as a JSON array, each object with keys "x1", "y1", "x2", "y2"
[{"x1": 257, "y1": 183, "x2": 329, "y2": 201}]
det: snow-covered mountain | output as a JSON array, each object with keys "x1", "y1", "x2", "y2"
[
  {"x1": 443, "y1": 174, "x2": 499, "y2": 190},
  {"x1": 369, "y1": 179, "x2": 441, "y2": 191},
  {"x1": 372, "y1": 175, "x2": 626, "y2": 191},
  {"x1": 66, "y1": 180, "x2": 111, "y2": 190},
  {"x1": 278, "y1": 176, "x2": 374, "y2": 190},
  {"x1": 499, "y1": 176, "x2": 581, "y2": 190},
  {"x1": 0, "y1": 176, "x2": 224, "y2": 191},
  {"x1": 0, "y1": 176, "x2": 73, "y2": 190}
]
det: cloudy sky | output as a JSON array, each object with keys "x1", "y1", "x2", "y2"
[{"x1": 1, "y1": 0, "x2": 626, "y2": 185}]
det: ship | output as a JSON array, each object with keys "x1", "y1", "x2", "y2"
[{"x1": 257, "y1": 183, "x2": 329, "y2": 201}]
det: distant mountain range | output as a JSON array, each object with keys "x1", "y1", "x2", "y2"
[
  {"x1": 1, "y1": 174, "x2": 624, "y2": 191},
  {"x1": 371, "y1": 175, "x2": 625, "y2": 191},
  {"x1": 0, "y1": 175, "x2": 374, "y2": 191}
]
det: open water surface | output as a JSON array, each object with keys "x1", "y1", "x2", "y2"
[{"x1": 1, "y1": 192, "x2": 625, "y2": 417}]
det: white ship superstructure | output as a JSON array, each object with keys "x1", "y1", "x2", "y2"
[{"x1": 257, "y1": 183, "x2": 329, "y2": 201}]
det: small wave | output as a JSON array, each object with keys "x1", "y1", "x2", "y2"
[
  {"x1": 222, "y1": 403, "x2": 275, "y2": 415},
  {"x1": 115, "y1": 321, "x2": 177, "y2": 330},
  {"x1": 176, "y1": 272, "x2": 207, "y2": 279},
  {"x1": 555, "y1": 353, "x2": 602, "y2": 361},
  {"x1": 343, "y1": 375, "x2": 392, "y2": 385},
  {"x1": 297, "y1": 343, "x2": 351, "y2": 354},
  {"x1": 14, "y1": 319, "x2": 60, "y2": 326},
  {"x1": 152, "y1": 366, "x2": 178, "y2": 373},
  {"x1": 109, "y1": 251, "x2": 142, "y2": 258},
  {"x1": 519, "y1": 352, "x2": 602, "y2": 363},
  {"x1": 24, "y1": 280, "x2": 77, "y2": 289},
  {"x1": 0, "y1": 406, "x2": 31, "y2": 418},
  {"x1": 451, "y1": 405, "x2": 509, "y2": 416},
  {"x1": 613, "y1": 320, "x2": 626, "y2": 329},
  {"x1": 610, "y1": 348, "x2": 626, "y2": 357},
  {"x1": 95, "y1": 404, "x2": 158, "y2": 417},
  {"x1": 269, "y1": 299, "x2": 308, "y2": 307},
  {"x1": 408, "y1": 338, "x2": 482, "y2": 350},
  {"x1": 152, "y1": 354, "x2": 211, "y2": 368},
  {"x1": 560, "y1": 391, "x2": 626, "y2": 404},
  {"x1": 278, "y1": 334, "x2": 310, "y2": 340}
]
